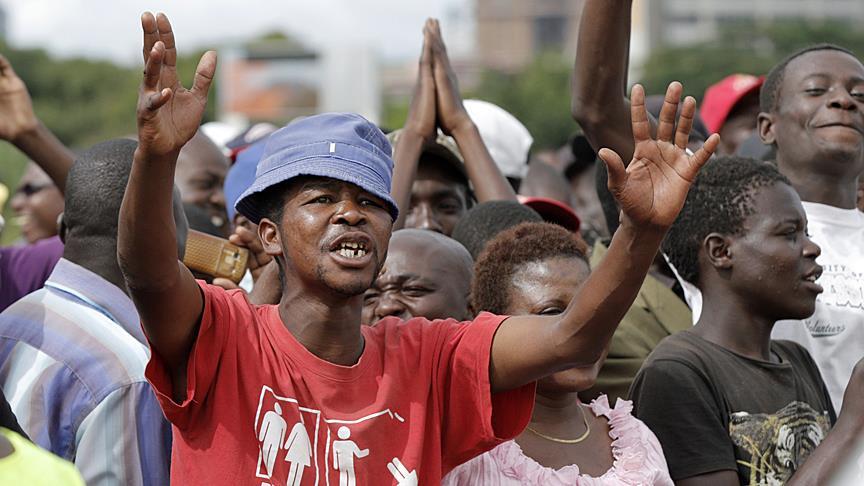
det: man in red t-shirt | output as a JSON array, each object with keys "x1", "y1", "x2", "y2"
[{"x1": 118, "y1": 12, "x2": 719, "y2": 485}]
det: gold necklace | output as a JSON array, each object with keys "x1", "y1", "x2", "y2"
[{"x1": 525, "y1": 404, "x2": 591, "y2": 444}]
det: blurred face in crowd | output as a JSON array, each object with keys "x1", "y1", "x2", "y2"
[
  {"x1": 567, "y1": 164, "x2": 609, "y2": 240},
  {"x1": 703, "y1": 183, "x2": 823, "y2": 321},
  {"x1": 10, "y1": 162, "x2": 64, "y2": 243},
  {"x1": 719, "y1": 91, "x2": 761, "y2": 155},
  {"x1": 505, "y1": 256, "x2": 594, "y2": 393},
  {"x1": 762, "y1": 50, "x2": 864, "y2": 179},
  {"x1": 175, "y1": 132, "x2": 230, "y2": 237},
  {"x1": 404, "y1": 156, "x2": 470, "y2": 236},
  {"x1": 362, "y1": 229, "x2": 473, "y2": 324},
  {"x1": 518, "y1": 160, "x2": 571, "y2": 206},
  {"x1": 261, "y1": 177, "x2": 393, "y2": 298}
]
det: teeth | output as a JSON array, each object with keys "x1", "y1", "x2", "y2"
[
  {"x1": 338, "y1": 241, "x2": 367, "y2": 251},
  {"x1": 338, "y1": 248, "x2": 367, "y2": 259}
]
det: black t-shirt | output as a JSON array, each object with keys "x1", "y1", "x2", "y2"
[{"x1": 629, "y1": 330, "x2": 835, "y2": 485}]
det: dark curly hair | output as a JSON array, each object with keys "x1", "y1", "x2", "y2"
[
  {"x1": 451, "y1": 201, "x2": 543, "y2": 259},
  {"x1": 662, "y1": 155, "x2": 790, "y2": 285},
  {"x1": 759, "y1": 44, "x2": 857, "y2": 115},
  {"x1": 471, "y1": 222, "x2": 589, "y2": 315}
]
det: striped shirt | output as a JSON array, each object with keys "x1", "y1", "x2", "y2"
[{"x1": 0, "y1": 259, "x2": 170, "y2": 485}]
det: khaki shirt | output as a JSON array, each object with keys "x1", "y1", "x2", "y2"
[{"x1": 581, "y1": 241, "x2": 692, "y2": 403}]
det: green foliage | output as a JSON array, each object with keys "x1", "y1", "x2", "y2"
[
  {"x1": 469, "y1": 53, "x2": 575, "y2": 150},
  {"x1": 380, "y1": 97, "x2": 411, "y2": 133},
  {"x1": 640, "y1": 20, "x2": 864, "y2": 101},
  {"x1": 0, "y1": 43, "x2": 217, "y2": 243}
]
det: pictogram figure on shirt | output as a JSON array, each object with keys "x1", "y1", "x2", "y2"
[
  {"x1": 258, "y1": 402, "x2": 288, "y2": 478},
  {"x1": 283, "y1": 415, "x2": 312, "y2": 486},
  {"x1": 332, "y1": 426, "x2": 369, "y2": 486},
  {"x1": 387, "y1": 457, "x2": 418, "y2": 485}
]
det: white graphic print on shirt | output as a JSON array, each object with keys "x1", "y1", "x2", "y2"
[{"x1": 253, "y1": 385, "x2": 418, "y2": 486}]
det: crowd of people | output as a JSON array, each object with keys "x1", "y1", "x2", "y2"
[{"x1": 0, "y1": 1, "x2": 862, "y2": 485}]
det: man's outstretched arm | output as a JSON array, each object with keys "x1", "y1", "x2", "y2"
[
  {"x1": 491, "y1": 82, "x2": 719, "y2": 392},
  {"x1": 571, "y1": 0, "x2": 641, "y2": 165},
  {"x1": 118, "y1": 12, "x2": 215, "y2": 399},
  {"x1": 0, "y1": 54, "x2": 75, "y2": 193}
]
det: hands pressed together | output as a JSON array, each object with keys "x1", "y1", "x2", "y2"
[{"x1": 404, "y1": 19, "x2": 474, "y2": 142}]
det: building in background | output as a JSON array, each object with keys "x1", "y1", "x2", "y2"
[
  {"x1": 217, "y1": 36, "x2": 380, "y2": 126},
  {"x1": 647, "y1": 0, "x2": 864, "y2": 48},
  {"x1": 475, "y1": 0, "x2": 585, "y2": 72}
]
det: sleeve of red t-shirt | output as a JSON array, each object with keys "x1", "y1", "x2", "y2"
[
  {"x1": 435, "y1": 312, "x2": 536, "y2": 473},
  {"x1": 146, "y1": 281, "x2": 253, "y2": 429}
]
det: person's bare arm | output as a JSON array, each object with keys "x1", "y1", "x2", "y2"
[
  {"x1": 0, "y1": 54, "x2": 75, "y2": 193},
  {"x1": 117, "y1": 12, "x2": 216, "y2": 399},
  {"x1": 571, "y1": 0, "x2": 644, "y2": 165},
  {"x1": 491, "y1": 83, "x2": 719, "y2": 392},
  {"x1": 391, "y1": 21, "x2": 437, "y2": 231},
  {"x1": 429, "y1": 19, "x2": 516, "y2": 203}
]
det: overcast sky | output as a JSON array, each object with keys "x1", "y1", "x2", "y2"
[{"x1": 0, "y1": 0, "x2": 473, "y2": 65}]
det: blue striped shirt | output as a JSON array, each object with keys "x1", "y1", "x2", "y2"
[{"x1": 0, "y1": 259, "x2": 170, "y2": 485}]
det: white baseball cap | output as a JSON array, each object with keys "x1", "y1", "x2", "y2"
[{"x1": 463, "y1": 99, "x2": 533, "y2": 179}]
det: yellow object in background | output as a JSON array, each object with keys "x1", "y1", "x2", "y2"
[
  {"x1": 0, "y1": 428, "x2": 85, "y2": 485},
  {"x1": 0, "y1": 183, "x2": 8, "y2": 235},
  {"x1": 0, "y1": 183, "x2": 8, "y2": 211}
]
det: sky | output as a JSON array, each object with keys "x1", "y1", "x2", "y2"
[{"x1": 0, "y1": 0, "x2": 473, "y2": 65}]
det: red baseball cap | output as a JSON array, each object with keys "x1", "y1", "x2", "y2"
[
  {"x1": 517, "y1": 196, "x2": 581, "y2": 233},
  {"x1": 700, "y1": 74, "x2": 764, "y2": 134}
]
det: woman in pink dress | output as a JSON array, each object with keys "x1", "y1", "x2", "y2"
[{"x1": 443, "y1": 222, "x2": 672, "y2": 485}]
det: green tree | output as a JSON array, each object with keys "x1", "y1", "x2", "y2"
[
  {"x1": 468, "y1": 53, "x2": 575, "y2": 150},
  {"x1": 0, "y1": 44, "x2": 217, "y2": 244},
  {"x1": 640, "y1": 20, "x2": 864, "y2": 101}
]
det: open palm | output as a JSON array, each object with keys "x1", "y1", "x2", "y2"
[
  {"x1": 599, "y1": 82, "x2": 719, "y2": 230},
  {"x1": 137, "y1": 12, "x2": 215, "y2": 157}
]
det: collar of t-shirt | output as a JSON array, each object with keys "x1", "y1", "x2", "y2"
[{"x1": 801, "y1": 201, "x2": 864, "y2": 228}]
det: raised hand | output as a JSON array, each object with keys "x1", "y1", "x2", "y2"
[
  {"x1": 598, "y1": 82, "x2": 720, "y2": 231},
  {"x1": 427, "y1": 19, "x2": 473, "y2": 136},
  {"x1": 0, "y1": 53, "x2": 38, "y2": 142},
  {"x1": 137, "y1": 12, "x2": 216, "y2": 158},
  {"x1": 402, "y1": 20, "x2": 437, "y2": 141}
]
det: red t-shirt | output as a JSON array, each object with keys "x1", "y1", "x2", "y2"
[{"x1": 146, "y1": 283, "x2": 535, "y2": 485}]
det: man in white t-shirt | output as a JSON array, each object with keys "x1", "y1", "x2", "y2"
[
  {"x1": 756, "y1": 44, "x2": 864, "y2": 411},
  {"x1": 677, "y1": 46, "x2": 864, "y2": 411}
]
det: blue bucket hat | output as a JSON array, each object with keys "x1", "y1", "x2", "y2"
[
  {"x1": 224, "y1": 138, "x2": 267, "y2": 222},
  {"x1": 235, "y1": 113, "x2": 399, "y2": 224}
]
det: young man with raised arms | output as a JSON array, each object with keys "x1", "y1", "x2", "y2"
[{"x1": 118, "y1": 12, "x2": 717, "y2": 485}]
